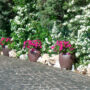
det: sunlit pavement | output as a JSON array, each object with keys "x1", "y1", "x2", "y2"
[{"x1": 0, "y1": 56, "x2": 90, "y2": 90}]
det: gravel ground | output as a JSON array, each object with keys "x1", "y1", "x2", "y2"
[{"x1": 0, "y1": 56, "x2": 90, "y2": 90}]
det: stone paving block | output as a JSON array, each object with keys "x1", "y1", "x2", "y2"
[{"x1": 0, "y1": 56, "x2": 90, "y2": 90}]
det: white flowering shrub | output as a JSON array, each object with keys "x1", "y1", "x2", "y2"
[
  {"x1": 10, "y1": 4, "x2": 53, "y2": 54},
  {"x1": 62, "y1": 1, "x2": 90, "y2": 64},
  {"x1": 0, "y1": 0, "x2": 13, "y2": 38},
  {"x1": 9, "y1": 0, "x2": 89, "y2": 66},
  {"x1": 10, "y1": 4, "x2": 37, "y2": 52},
  {"x1": 51, "y1": 21, "x2": 61, "y2": 44}
]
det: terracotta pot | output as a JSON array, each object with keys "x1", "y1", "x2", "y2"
[
  {"x1": 2, "y1": 46, "x2": 10, "y2": 56},
  {"x1": 0, "y1": 51, "x2": 1, "y2": 55},
  {"x1": 28, "y1": 48, "x2": 41, "y2": 62},
  {"x1": 59, "y1": 53, "x2": 75, "y2": 70}
]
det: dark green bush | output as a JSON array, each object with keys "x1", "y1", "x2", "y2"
[
  {"x1": 0, "y1": 0, "x2": 14, "y2": 37},
  {"x1": 36, "y1": 0, "x2": 67, "y2": 29}
]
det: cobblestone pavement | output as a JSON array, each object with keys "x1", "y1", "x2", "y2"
[{"x1": 0, "y1": 56, "x2": 90, "y2": 90}]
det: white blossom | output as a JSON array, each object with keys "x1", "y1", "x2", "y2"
[
  {"x1": 75, "y1": 15, "x2": 81, "y2": 19},
  {"x1": 45, "y1": 38, "x2": 51, "y2": 44},
  {"x1": 75, "y1": 52, "x2": 80, "y2": 57},
  {"x1": 52, "y1": 21, "x2": 58, "y2": 34},
  {"x1": 14, "y1": 16, "x2": 21, "y2": 24}
]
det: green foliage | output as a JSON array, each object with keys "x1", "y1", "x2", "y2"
[
  {"x1": 36, "y1": 0, "x2": 66, "y2": 29},
  {"x1": 62, "y1": 0, "x2": 90, "y2": 63},
  {"x1": 0, "y1": 0, "x2": 89, "y2": 65},
  {"x1": 8, "y1": 42, "x2": 17, "y2": 49},
  {"x1": 0, "y1": 0, "x2": 14, "y2": 37},
  {"x1": 13, "y1": 0, "x2": 26, "y2": 6},
  {"x1": 10, "y1": 4, "x2": 52, "y2": 53},
  {"x1": 13, "y1": 0, "x2": 36, "y2": 12}
]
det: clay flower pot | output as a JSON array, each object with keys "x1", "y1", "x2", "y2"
[
  {"x1": 0, "y1": 51, "x2": 1, "y2": 55},
  {"x1": 59, "y1": 53, "x2": 75, "y2": 70},
  {"x1": 28, "y1": 48, "x2": 41, "y2": 62},
  {"x1": 2, "y1": 46, "x2": 10, "y2": 56}
]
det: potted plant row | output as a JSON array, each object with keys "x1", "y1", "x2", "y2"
[
  {"x1": 23, "y1": 40, "x2": 42, "y2": 62},
  {"x1": 0, "y1": 37, "x2": 12, "y2": 56},
  {"x1": 51, "y1": 40, "x2": 76, "y2": 70},
  {"x1": 0, "y1": 37, "x2": 76, "y2": 70}
]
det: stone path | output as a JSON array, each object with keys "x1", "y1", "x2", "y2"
[{"x1": 0, "y1": 56, "x2": 90, "y2": 90}]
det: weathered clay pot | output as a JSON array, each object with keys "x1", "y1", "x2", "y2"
[
  {"x1": 59, "y1": 53, "x2": 75, "y2": 70},
  {"x1": 28, "y1": 48, "x2": 41, "y2": 62},
  {"x1": 0, "y1": 51, "x2": 1, "y2": 55},
  {"x1": 2, "y1": 46, "x2": 10, "y2": 56}
]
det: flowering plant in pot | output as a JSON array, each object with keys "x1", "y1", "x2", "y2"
[
  {"x1": 0, "y1": 37, "x2": 12, "y2": 56},
  {"x1": 0, "y1": 37, "x2": 12, "y2": 47},
  {"x1": 51, "y1": 40, "x2": 76, "y2": 70},
  {"x1": 23, "y1": 40, "x2": 42, "y2": 62}
]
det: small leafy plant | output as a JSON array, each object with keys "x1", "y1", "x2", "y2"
[
  {"x1": 51, "y1": 40, "x2": 75, "y2": 54},
  {"x1": 0, "y1": 37, "x2": 12, "y2": 47},
  {"x1": 23, "y1": 40, "x2": 42, "y2": 50}
]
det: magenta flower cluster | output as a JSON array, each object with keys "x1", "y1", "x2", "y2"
[
  {"x1": 51, "y1": 40, "x2": 74, "y2": 54},
  {"x1": 23, "y1": 40, "x2": 42, "y2": 49},
  {"x1": 0, "y1": 37, "x2": 12, "y2": 46}
]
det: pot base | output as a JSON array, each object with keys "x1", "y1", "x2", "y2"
[
  {"x1": 28, "y1": 49, "x2": 41, "y2": 62},
  {"x1": 2, "y1": 48, "x2": 10, "y2": 56},
  {"x1": 59, "y1": 53, "x2": 75, "y2": 70}
]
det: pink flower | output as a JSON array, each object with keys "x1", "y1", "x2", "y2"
[
  {"x1": 56, "y1": 41, "x2": 63, "y2": 45},
  {"x1": 6, "y1": 38, "x2": 11, "y2": 42},
  {"x1": 56, "y1": 40, "x2": 59, "y2": 45},
  {"x1": 23, "y1": 45, "x2": 25, "y2": 48},
  {"x1": 23, "y1": 39, "x2": 42, "y2": 49},
  {"x1": 28, "y1": 40, "x2": 32, "y2": 45},
  {"x1": 59, "y1": 45, "x2": 63, "y2": 51},
  {"x1": 27, "y1": 46, "x2": 30, "y2": 48},
  {"x1": 0, "y1": 37, "x2": 12, "y2": 46},
  {"x1": 51, "y1": 40, "x2": 75, "y2": 54},
  {"x1": 35, "y1": 44, "x2": 38, "y2": 48},
  {"x1": 1, "y1": 37, "x2": 5, "y2": 41},
  {"x1": 51, "y1": 46, "x2": 55, "y2": 49},
  {"x1": 40, "y1": 46, "x2": 42, "y2": 48},
  {"x1": 63, "y1": 41, "x2": 69, "y2": 46},
  {"x1": 70, "y1": 48, "x2": 74, "y2": 51},
  {"x1": 66, "y1": 44, "x2": 71, "y2": 48},
  {"x1": 0, "y1": 41, "x2": 3, "y2": 45},
  {"x1": 31, "y1": 48, "x2": 35, "y2": 52},
  {"x1": 23, "y1": 41, "x2": 27, "y2": 45}
]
